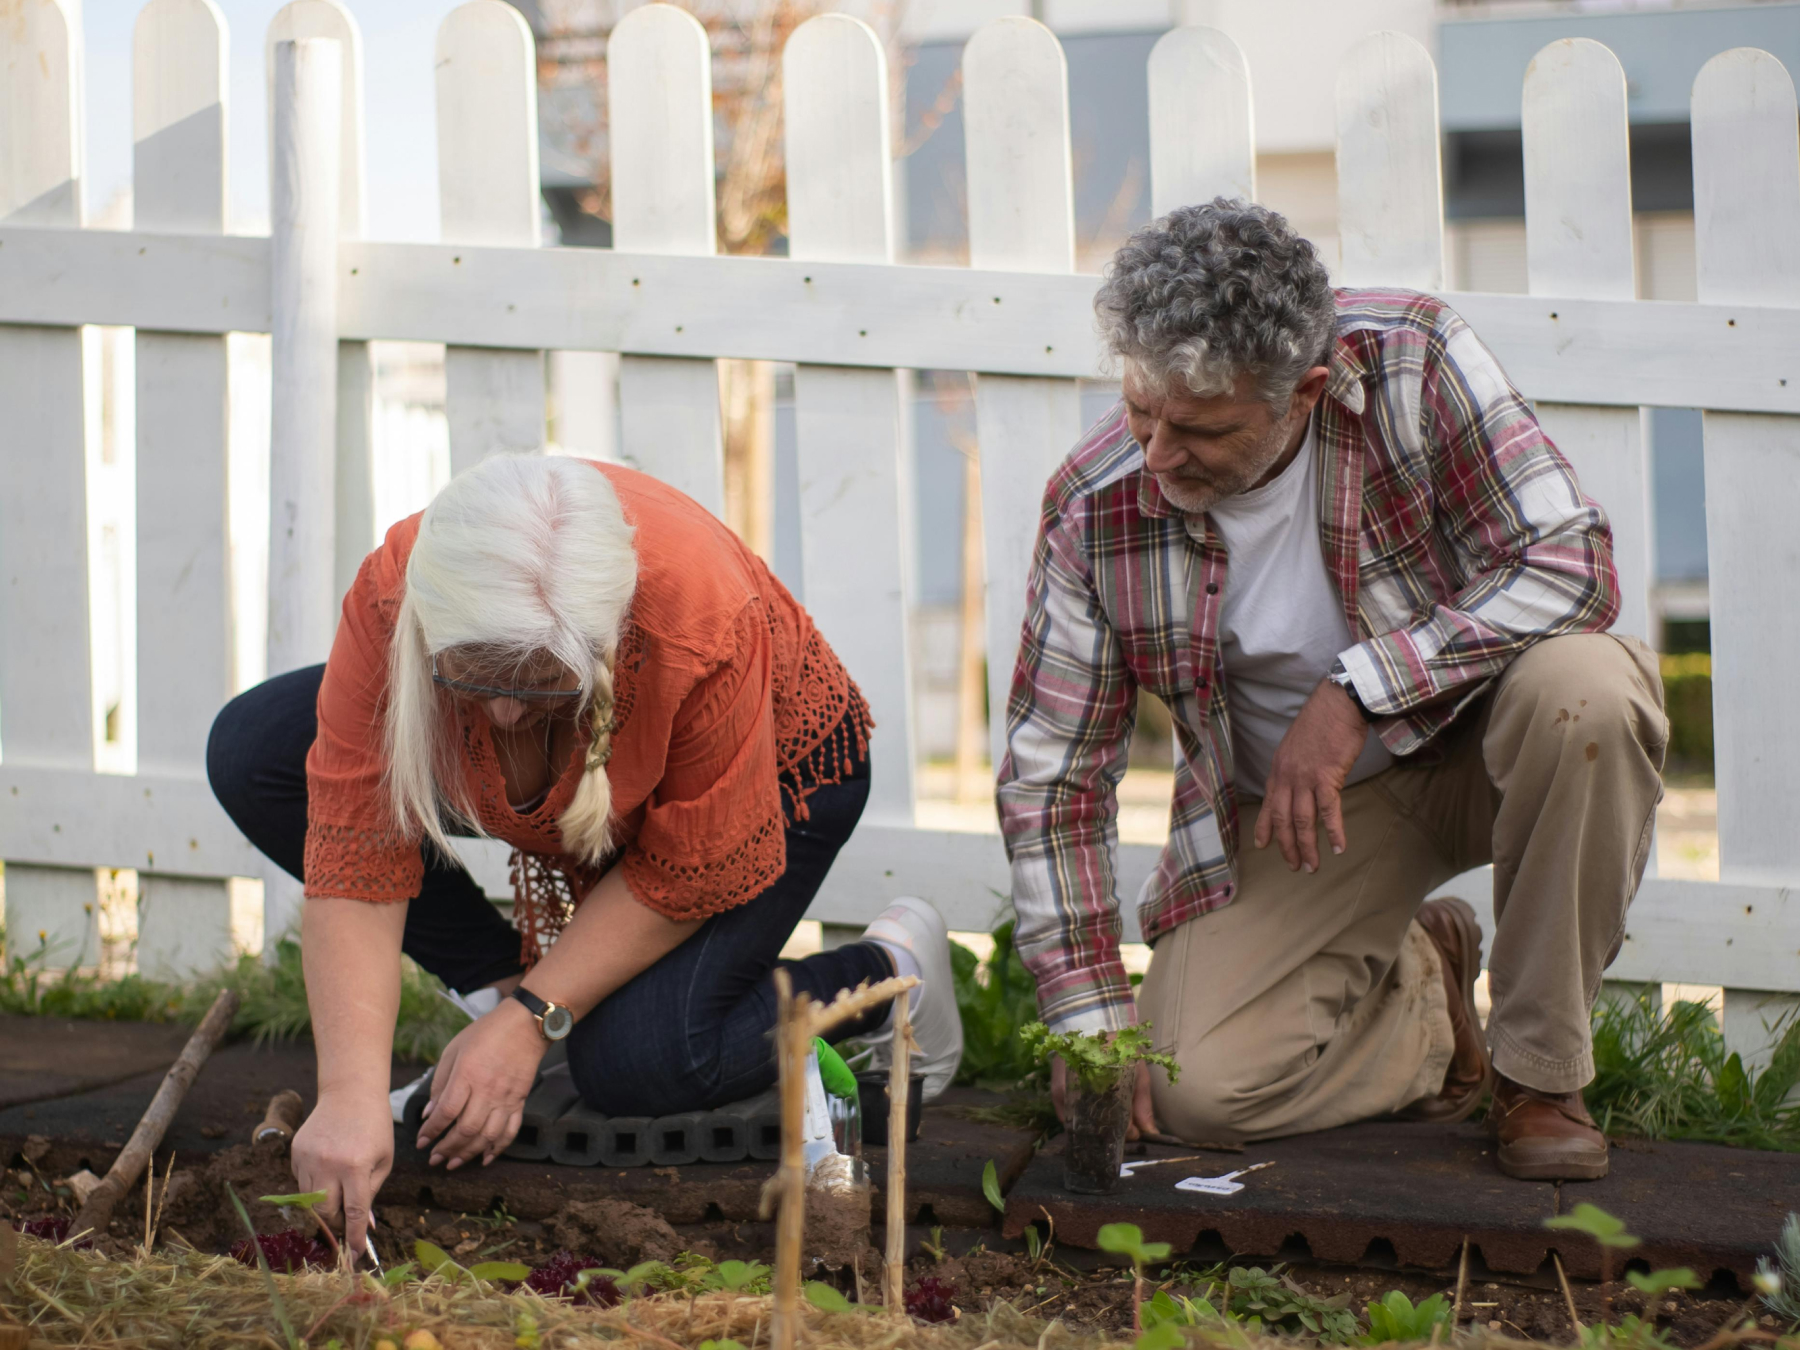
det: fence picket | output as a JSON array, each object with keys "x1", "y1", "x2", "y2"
[
  {"x1": 783, "y1": 14, "x2": 917, "y2": 832},
  {"x1": 438, "y1": 0, "x2": 545, "y2": 474},
  {"x1": 267, "y1": 0, "x2": 374, "y2": 603},
  {"x1": 132, "y1": 0, "x2": 240, "y2": 977},
  {"x1": 1335, "y1": 32, "x2": 1443, "y2": 289},
  {"x1": 0, "y1": 0, "x2": 102, "y2": 963},
  {"x1": 964, "y1": 16, "x2": 1082, "y2": 773},
  {"x1": 1523, "y1": 39, "x2": 1653, "y2": 646},
  {"x1": 266, "y1": 38, "x2": 342, "y2": 683},
  {"x1": 1692, "y1": 46, "x2": 1800, "y2": 1067},
  {"x1": 608, "y1": 2, "x2": 725, "y2": 516},
  {"x1": 1148, "y1": 25, "x2": 1255, "y2": 215}
]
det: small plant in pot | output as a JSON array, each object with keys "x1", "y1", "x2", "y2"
[{"x1": 1022, "y1": 1022, "x2": 1180, "y2": 1194}]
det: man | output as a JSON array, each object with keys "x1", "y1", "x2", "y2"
[{"x1": 996, "y1": 199, "x2": 1666, "y2": 1181}]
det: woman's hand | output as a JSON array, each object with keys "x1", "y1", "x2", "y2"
[
  {"x1": 417, "y1": 998, "x2": 547, "y2": 1169},
  {"x1": 291, "y1": 1087, "x2": 395, "y2": 1256}
]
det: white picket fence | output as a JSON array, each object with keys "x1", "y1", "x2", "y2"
[{"x1": 3, "y1": 1, "x2": 1798, "y2": 1059}]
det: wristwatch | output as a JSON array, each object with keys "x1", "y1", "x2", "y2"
[
  {"x1": 510, "y1": 987, "x2": 574, "y2": 1041},
  {"x1": 1327, "y1": 659, "x2": 1379, "y2": 724}
]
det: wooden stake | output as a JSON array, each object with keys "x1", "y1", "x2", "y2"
[
  {"x1": 1438, "y1": 1236, "x2": 1468, "y2": 1346},
  {"x1": 771, "y1": 969, "x2": 805, "y2": 1350},
  {"x1": 1553, "y1": 1252, "x2": 1582, "y2": 1335},
  {"x1": 73, "y1": 988, "x2": 239, "y2": 1240},
  {"x1": 884, "y1": 987, "x2": 917, "y2": 1311}
]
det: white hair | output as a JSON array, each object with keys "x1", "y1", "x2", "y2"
[{"x1": 384, "y1": 455, "x2": 638, "y2": 868}]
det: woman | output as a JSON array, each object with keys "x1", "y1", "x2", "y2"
[{"x1": 209, "y1": 454, "x2": 962, "y2": 1255}]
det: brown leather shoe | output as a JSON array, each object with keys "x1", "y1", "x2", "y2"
[
  {"x1": 1400, "y1": 896, "x2": 1492, "y2": 1123},
  {"x1": 1490, "y1": 1075, "x2": 1609, "y2": 1180}
]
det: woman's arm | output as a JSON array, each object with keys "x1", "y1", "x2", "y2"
[
  {"x1": 415, "y1": 867, "x2": 701, "y2": 1168},
  {"x1": 291, "y1": 896, "x2": 408, "y2": 1255}
]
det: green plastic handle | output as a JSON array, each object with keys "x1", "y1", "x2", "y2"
[{"x1": 813, "y1": 1038, "x2": 859, "y2": 1099}]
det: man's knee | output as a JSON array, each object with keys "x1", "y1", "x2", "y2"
[
  {"x1": 1152, "y1": 1030, "x2": 1296, "y2": 1141},
  {"x1": 1491, "y1": 633, "x2": 1667, "y2": 770}
]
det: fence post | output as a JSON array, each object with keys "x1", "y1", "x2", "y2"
[
  {"x1": 1523, "y1": 39, "x2": 1654, "y2": 647},
  {"x1": 438, "y1": 0, "x2": 545, "y2": 474},
  {"x1": 267, "y1": 37, "x2": 342, "y2": 687},
  {"x1": 784, "y1": 14, "x2": 918, "y2": 828},
  {"x1": 609, "y1": 3, "x2": 726, "y2": 515},
  {"x1": 964, "y1": 16, "x2": 1082, "y2": 775},
  {"x1": 132, "y1": 0, "x2": 245, "y2": 977},
  {"x1": 0, "y1": 0, "x2": 104, "y2": 965},
  {"x1": 267, "y1": 0, "x2": 373, "y2": 608},
  {"x1": 1335, "y1": 32, "x2": 1443, "y2": 290},
  {"x1": 1148, "y1": 25, "x2": 1255, "y2": 214},
  {"x1": 1692, "y1": 47, "x2": 1800, "y2": 1071}
]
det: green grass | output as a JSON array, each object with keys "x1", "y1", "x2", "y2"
[
  {"x1": 1586, "y1": 992, "x2": 1800, "y2": 1151},
  {"x1": 0, "y1": 924, "x2": 467, "y2": 1063}
]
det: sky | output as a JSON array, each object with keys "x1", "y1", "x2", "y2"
[{"x1": 80, "y1": 0, "x2": 457, "y2": 239}]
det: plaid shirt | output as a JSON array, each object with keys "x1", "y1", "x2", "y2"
[{"x1": 996, "y1": 289, "x2": 1620, "y2": 1033}]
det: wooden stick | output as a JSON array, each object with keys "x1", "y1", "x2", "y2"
[
  {"x1": 1553, "y1": 1252, "x2": 1582, "y2": 1335},
  {"x1": 802, "y1": 974, "x2": 920, "y2": 1042},
  {"x1": 1438, "y1": 1236, "x2": 1468, "y2": 1346},
  {"x1": 73, "y1": 988, "x2": 239, "y2": 1240},
  {"x1": 884, "y1": 987, "x2": 916, "y2": 1311},
  {"x1": 771, "y1": 969, "x2": 804, "y2": 1350}
]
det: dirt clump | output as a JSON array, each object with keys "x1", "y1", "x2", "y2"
[
  {"x1": 550, "y1": 1198, "x2": 683, "y2": 1267},
  {"x1": 158, "y1": 1144, "x2": 303, "y2": 1250}
]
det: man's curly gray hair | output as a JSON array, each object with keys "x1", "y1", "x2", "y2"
[{"x1": 1095, "y1": 198, "x2": 1337, "y2": 409}]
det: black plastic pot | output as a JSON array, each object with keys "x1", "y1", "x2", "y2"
[
  {"x1": 1061, "y1": 1066, "x2": 1132, "y2": 1194},
  {"x1": 855, "y1": 1071, "x2": 924, "y2": 1145}
]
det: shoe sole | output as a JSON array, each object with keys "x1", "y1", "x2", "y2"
[
  {"x1": 1426, "y1": 896, "x2": 1492, "y2": 1125},
  {"x1": 1496, "y1": 1141, "x2": 1609, "y2": 1181}
]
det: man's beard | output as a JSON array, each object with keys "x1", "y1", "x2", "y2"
[{"x1": 1153, "y1": 419, "x2": 1292, "y2": 514}]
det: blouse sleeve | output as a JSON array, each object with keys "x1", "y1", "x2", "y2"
[
  {"x1": 302, "y1": 549, "x2": 423, "y2": 902},
  {"x1": 622, "y1": 601, "x2": 786, "y2": 920}
]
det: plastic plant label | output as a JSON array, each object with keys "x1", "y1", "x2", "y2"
[{"x1": 1174, "y1": 1162, "x2": 1275, "y2": 1196}]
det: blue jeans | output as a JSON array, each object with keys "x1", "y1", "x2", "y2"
[{"x1": 208, "y1": 664, "x2": 894, "y2": 1115}]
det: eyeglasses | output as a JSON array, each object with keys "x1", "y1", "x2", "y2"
[{"x1": 431, "y1": 654, "x2": 585, "y2": 703}]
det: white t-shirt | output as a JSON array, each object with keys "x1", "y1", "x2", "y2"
[{"x1": 1204, "y1": 422, "x2": 1394, "y2": 798}]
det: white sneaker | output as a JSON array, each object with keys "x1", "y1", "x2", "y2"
[
  {"x1": 389, "y1": 986, "x2": 504, "y2": 1121},
  {"x1": 858, "y1": 897, "x2": 963, "y2": 1102}
]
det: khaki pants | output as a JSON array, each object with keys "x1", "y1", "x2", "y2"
[{"x1": 1138, "y1": 633, "x2": 1667, "y2": 1143}]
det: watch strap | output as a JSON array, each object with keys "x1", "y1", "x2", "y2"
[{"x1": 509, "y1": 986, "x2": 550, "y2": 1019}]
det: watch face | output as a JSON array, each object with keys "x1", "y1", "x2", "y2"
[{"x1": 541, "y1": 1004, "x2": 574, "y2": 1040}]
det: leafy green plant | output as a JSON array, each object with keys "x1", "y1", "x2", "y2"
[
  {"x1": 1625, "y1": 1268, "x2": 1698, "y2": 1299},
  {"x1": 803, "y1": 1281, "x2": 866, "y2": 1314},
  {"x1": 413, "y1": 1239, "x2": 530, "y2": 1285},
  {"x1": 1361, "y1": 1290, "x2": 1451, "y2": 1344},
  {"x1": 225, "y1": 1185, "x2": 300, "y2": 1350},
  {"x1": 1021, "y1": 1023, "x2": 1180, "y2": 1093},
  {"x1": 1097, "y1": 1223, "x2": 1172, "y2": 1332},
  {"x1": 950, "y1": 915, "x2": 1043, "y2": 1087},
  {"x1": 1215, "y1": 1266, "x2": 1357, "y2": 1342},
  {"x1": 981, "y1": 1160, "x2": 1004, "y2": 1214},
  {"x1": 1758, "y1": 1213, "x2": 1800, "y2": 1325},
  {"x1": 1545, "y1": 1202, "x2": 1702, "y2": 1343},
  {"x1": 1141, "y1": 1288, "x2": 1221, "y2": 1332},
  {"x1": 1587, "y1": 994, "x2": 1800, "y2": 1151},
  {"x1": 1133, "y1": 1324, "x2": 1188, "y2": 1350}
]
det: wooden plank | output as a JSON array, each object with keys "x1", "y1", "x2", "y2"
[
  {"x1": 437, "y1": 0, "x2": 544, "y2": 474},
  {"x1": 608, "y1": 2, "x2": 723, "y2": 515},
  {"x1": 1147, "y1": 25, "x2": 1255, "y2": 215},
  {"x1": 9, "y1": 228, "x2": 1800, "y2": 413},
  {"x1": 963, "y1": 16, "x2": 1083, "y2": 772},
  {"x1": 1692, "y1": 48, "x2": 1800, "y2": 887},
  {"x1": 1335, "y1": 31, "x2": 1443, "y2": 289},
  {"x1": 267, "y1": 1, "x2": 373, "y2": 604},
  {"x1": 1523, "y1": 38, "x2": 1652, "y2": 645},
  {"x1": 266, "y1": 37, "x2": 342, "y2": 678},
  {"x1": 132, "y1": 0, "x2": 238, "y2": 976},
  {"x1": 0, "y1": 0, "x2": 101, "y2": 960},
  {"x1": 784, "y1": 13, "x2": 917, "y2": 827}
]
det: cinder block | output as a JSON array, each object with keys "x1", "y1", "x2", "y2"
[
  {"x1": 549, "y1": 1103, "x2": 610, "y2": 1167},
  {"x1": 696, "y1": 1106, "x2": 748, "y2": 1163},
  {"x1": 647, "y1": 1111, "x2": 704, "y2": 1166},
  {"x1": 597, "y1": 1115, "x2": 653, "y2": 1168},
  {"x1": 716, "y1": 1088, "x2": 782, "y2": 1161},
  {"x1": 507, "y1": 1064, "x2": 580, "y2": 1161}
]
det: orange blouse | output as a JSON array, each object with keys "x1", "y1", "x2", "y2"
[{"x1": 302, "y1": 461, "x2": 872, "y2": 958}]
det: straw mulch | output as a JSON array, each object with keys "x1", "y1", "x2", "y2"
[{"x1": 0, "y1": 1234, "x2": 1090, "y2": 1350}]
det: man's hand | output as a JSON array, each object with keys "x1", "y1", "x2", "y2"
[
  {"x1": 1254, "y1": 678, "x2": 1371, "y2": 872},
  {"x1": 1050, "y1": 1057, "x2": 1159, "y2": 1140},
  {"x1": 417, "y1": 998, "x2": 548, "y2": 1169}
]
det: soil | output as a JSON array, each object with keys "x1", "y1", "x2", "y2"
[{"x1": 2, "y1": 1135, "x2": 1780, "y2": 1346}]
